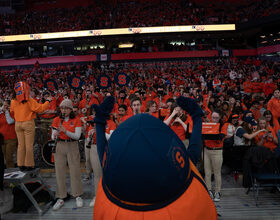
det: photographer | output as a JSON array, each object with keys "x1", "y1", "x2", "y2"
[
  {"x1": 228, "y1": 116, "x2": 266, "y2": 173},
  {"x1": 164, "y1": 102, "x2": 189, "y2": 148},
  {"x1": 255, "y1": 117, "x2": 278, "y2": 152},
  {"x1": 154, "y1": 85, "x2": 170, "y2": 110}
]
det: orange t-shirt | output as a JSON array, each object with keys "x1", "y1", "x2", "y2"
[
  {"x1": 106, "y1": 120, "x2": 117, "y2": 134},
  {"x1": 52, "y1": 116, "x2": 82, "y2": 140},
  {"x1": 164, "y1": 116, "x2": 187, "y2": 141},
  {"x1": 84, "y1": 115, "x2": 94, "y2": 138},
  {"x1": 147, "y1": 112, "x2": 159, "y2": 119},
  {"x1": 79, "y1": 98, "x2": 99, "y2": 109},
  {"x1": 119, "y1": 114, "x2": 131, "y2": 123},
  {"x1": 40, "y1": 98, "x2": 57, "y2": 119}
]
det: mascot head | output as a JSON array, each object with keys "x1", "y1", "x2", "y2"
[{"x1": 102, "y1": 113, "x2": 190, "y2": 210}]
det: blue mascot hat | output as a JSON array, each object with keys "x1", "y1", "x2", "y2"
[{"x1": 103, "y1": 113, "x2": 190, "y2": 206}]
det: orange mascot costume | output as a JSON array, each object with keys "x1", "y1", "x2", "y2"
[{"x1": 92, "y1": 96, "x2": 217, "y2": 220}]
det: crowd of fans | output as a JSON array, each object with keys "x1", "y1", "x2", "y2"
[
  {"x1": 0, "y1": 0, "x2": 279, "y2": 35},
  {"x1": 0, "y1": 57, "x2": 280, "y2": 205},
  {"x1": 0, "y1": 57, "x2": 279, "y2": 106}
]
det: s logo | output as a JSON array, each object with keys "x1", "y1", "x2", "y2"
[
  {"x1": 15, "y1": 82, "x2": 21, "y2": 90},
  {"x1": 72, "y1": 77, "x2": 80, "y2": 88},
  {"x1": 118, "y1": 74, "x2": 126, "y2": 85},
  {"x1": 101, "y1": 77, "x2": 108, "y2": 87},
  {"x1": 176, "y1": 151, "x2": 185, "y2": 168},
  {"x1": 47, "y1": 81, "x2": 55, "y2": 91}
]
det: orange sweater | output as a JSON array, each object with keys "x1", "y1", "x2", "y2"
[{"x1": 10, "y1": 98, "x2": 49, "y2": 122}]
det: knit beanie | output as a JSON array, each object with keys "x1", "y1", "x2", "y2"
[{"x1": 59, "y1": 99, "x2": 73, "y2": 109}]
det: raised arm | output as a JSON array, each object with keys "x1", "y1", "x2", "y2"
[
  {"x1": 91, "y1": 96, "x2": 115, "y2": 166},
  {"x1": 177, "y1": 96, "x2": 204, "y2": 165}
]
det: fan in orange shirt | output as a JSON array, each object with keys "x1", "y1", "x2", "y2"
[
  {"x1": 10, "y1": 82, "x2": 51, "y2": 171},
  {"x1": 51, "y1": 99, "x2": 83, "y2": 211},
  {"x1": 267, "y1": 89, "x2": 280, "y2": 129},
  {"x1": 79, "y1": 90, "x2": 99, "y2": 116},
  {"x1": 117, "y1": 90, "x2": 130, "y2": 108},
  {"x1": 263, "y1": 110, "x2": 279, "y2": 135},
  {"x1": 105, "y1": 118, "x2": 117, "y2": 140},
  {"x1": 145, "y1": 100, "x2": 159, "y2": 119},
  {"x1": 114, "y1": 105, "x2": 130, "y2": 126},
  {"x1": 164, "y1": 102, "x2": 188, "y2": 148},
  {"x1": 255, "y1": 117, "x2": 278, "y2": 152}
]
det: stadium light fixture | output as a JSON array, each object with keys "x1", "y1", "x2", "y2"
[{"x1": 118, "y1": 43, "x2": 134, "y2": 48}]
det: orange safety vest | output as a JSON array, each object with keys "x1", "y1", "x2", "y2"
[{"x1": 93, "y1": 160, "x2": 217, "y2": 220}]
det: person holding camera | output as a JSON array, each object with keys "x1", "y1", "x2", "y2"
[
  {"x1": 228, "y1": 116, "x2": 266, "y2": 174},
  {"x1": 255, "y1": 117, "x2": 278, "y2": 152},
  {"x1": 164, "y1": 102, "x2": 189, "y2": 148}
]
